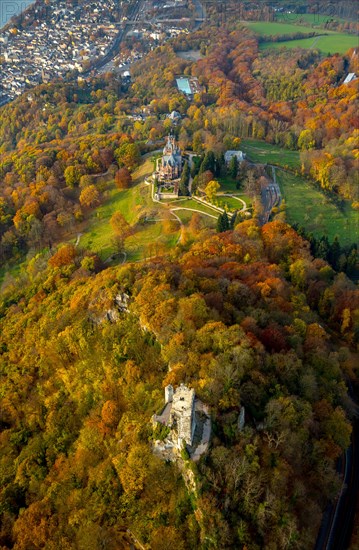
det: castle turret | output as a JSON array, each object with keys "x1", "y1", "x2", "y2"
[{"x1": 165, "y1": 384, "x2": 174, "y2": 403}]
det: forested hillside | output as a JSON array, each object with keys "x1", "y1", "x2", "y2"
[
  {"x1": 0, "y1": 22, "x2": 358, "y2": 272},
  {"x1": 1, "y1": 12, "x2": 359, "y2": 549},
  {"x1": 0, "y1": 219, "x2": 358, "y2": 549}
]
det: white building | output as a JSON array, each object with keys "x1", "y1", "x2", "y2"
[
  {"x1": 343, "y1": 72, "x2": 357, "y2": 84},
  {"x1": 224, "y1": 150, "x2": 245, "y2": 164}
]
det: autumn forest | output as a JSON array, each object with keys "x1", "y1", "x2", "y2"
[{"x1": 0, "y1": 2, "x2": 359, "y2": 549}]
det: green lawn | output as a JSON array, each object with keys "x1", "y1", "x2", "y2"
[
  {"x1": 170, "y1": 209, "x2": 216, "y2": 228},
  {"x1": 80, "y1": 183, "x2": 180, "y2": 262},
  {"x1": 244, "y1": 21, "x2": 334, "y2": 36},
  {"x1": 235, "y1": 193, "x2": 253, "y2": 208},
  {"x1": 79, "y1": 175, "x2": 160, "y2": 260},
  {"x1": 260, "y1": 34, "x2": 358, "y2": 55},
  {"x1": 217, "y1": 178, "x2": 252, "y2": 206},
  {"x1": 173, "y1": 198, "x2": 219, "y2": 216},
  {"x1": 243, "y1": 20, "x2": 358, "y2": 55},
  {"x1": 277, "y1": 170, "x2": 359, "y2": 246},
  {"x1": 78, "y1": 153, "x2": 163, "y2": 260},
  {"x1": 125, "y1": 222, "x2": 180, "y2": 262},
  {"x1": 218, "y1": 175, "x2": 238, "y2": 192},
  {"x1": 240, "y1": 139, "x2": 301, "y2": 170},
  {"x1": 215, "y1": 196, "x2": 245, "y2": 212},
  {"x1": 275, "y1": 13, "x2": 349, "y2": 26},
  {"x1": 132, "y1": 157, "x2": 155, "y2": 184}
]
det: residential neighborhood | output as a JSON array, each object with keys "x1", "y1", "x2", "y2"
[
  {"x1": 0, "y1": 0, "x2": 123, "y2": 102},
  {"x1": 0, "y1": 0, "x2": 198, "y2": 105}
]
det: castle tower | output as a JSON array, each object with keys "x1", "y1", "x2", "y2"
[{"x1": 165, "y1": 384, "x2": 174, "y2": 403}]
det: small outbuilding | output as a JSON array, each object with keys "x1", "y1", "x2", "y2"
[
  {"x1": 343, "y1": 72, "x2": 357, "y2": 84},
  {"x1": 224, "y1": 150, "x2": 245, "y2": 164}
]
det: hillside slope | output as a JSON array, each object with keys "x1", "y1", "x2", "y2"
[{"x1": 1, "y1": 220, "x2": 358, "y2": 549}]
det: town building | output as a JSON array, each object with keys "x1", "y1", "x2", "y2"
[{"x1": 0, "y1": 0, "x2": 192, "y2": 106}]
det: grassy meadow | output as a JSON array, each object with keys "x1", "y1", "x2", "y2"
[
  {"x1": 173, "y1": 198, "x2": 219, "y2": 216},
  {"x1": 277, "y1": 170, "x2": 359, "y2": 246},
  {"x1": 217, "y1": 175, "x2": 239, "y2": 192},
  {"x1": 216, "y1": 177, "x2": 252, "y2": 208},
  {"x1": 243, "y1": 20, "x2": 358, "y2": 55},
  {"x1": 78, "y1": 156, "x2": 182, "y2": 261},
  {"x1": 215, "y1": 196, "x2": 245, "y2": 212},
  {"x1": 240, "y1": 139, "x2": 301, "y2": 170},
  {"x1": 260, "y1": 34, "x2": 358, "y2": 55},
  {"x1": 244, "y1": 21, "x2": 328, "y2": 35},
  {"x1": 274, "y1": 13, "x2": 349, "y2": 26},
  {"x1": 173, "y1": 209, "x2": 216, "y2": 228}
]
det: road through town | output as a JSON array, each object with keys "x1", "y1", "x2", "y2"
[{"x1": 82, "y1": 0, "x2": 145, "y2": 77}]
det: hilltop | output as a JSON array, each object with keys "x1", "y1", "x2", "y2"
[
  {"x1": 1, "y1": 219, "x2": 358, "y2": 548},
  {"x1": 0, "y1": 9, "x2": 359, "y2": 548}
]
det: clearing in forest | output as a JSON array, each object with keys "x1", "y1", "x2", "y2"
[
  {"x1": 240, "y1": 139, "x2": 301, "y2": 170},
  {"x1": 243, "y1": 21, "x2": 357, "y2": 55},
  {"x1": 277, "y1": 170, "x2": 359, "y2": 246}
]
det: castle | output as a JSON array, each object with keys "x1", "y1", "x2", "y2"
[
  {"x1": 158, "y1": 135, "x2": 182, "y2": 181},
  {"x1": 153, "y1": 384, "x2": 196, "y2": 449},
  {"x1": 152, "y1": 383, "x2": 211, "y2": 461},
  {"x1": 166, "y1": 384, "x2": 196, "y2": 448}
]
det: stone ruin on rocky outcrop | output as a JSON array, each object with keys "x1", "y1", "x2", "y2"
[{"x1": 152, "y1": 383, "x2": 211, "y2": 462}]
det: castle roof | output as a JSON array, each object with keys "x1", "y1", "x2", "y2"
[{"x1": 167, "y1": 153, "x2": 178, "y2": 167}]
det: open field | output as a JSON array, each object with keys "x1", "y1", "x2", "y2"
[
  {"x1": 79, "y1": 189, "x2": 180, "y2": 262},
  {"x1": 244, "y1": 21, "x2": 337, "y2": 36},
  {"x1": 275, "y1": 13, "x2": 349, "y2": 26},
  {"x1": 217, "y1": 177, "x2": 252, "y2": 207},
  {"x1": 240, "y1": 139, "x2": 301, "y2": 170},
  {"x1": 277, "y1": 170, "x2": 359, "y2": 246},
  {"x1": 79, "y1": 184, "x2": 149, "y2": 258},
  {"x1": 78, "y1": 155, "x2": 167, "y2": 260},
  {"x1": 243, "y1": 21, "x2": 357, "y2": 55},
  {"x1": 260, "y1": 34, "x2": 358, "y2": 55},
  {"x1": 236, "y1": 193, "x2": 253, "y2": 207}
]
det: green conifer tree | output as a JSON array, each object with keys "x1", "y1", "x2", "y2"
[{"x1": 179, "y1": 161, "x2": 190, "y2": 196}]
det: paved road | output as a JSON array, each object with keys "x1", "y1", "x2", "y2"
[
  {"x1": 315, "y1": 380, "x2": 359, "y2": 549},
  {"x1": 259, "y1": 179, "x2": 281, "y2": 225},
  {"x1": 193, "y1": 0, "x2": 207, "y2": 25}
]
